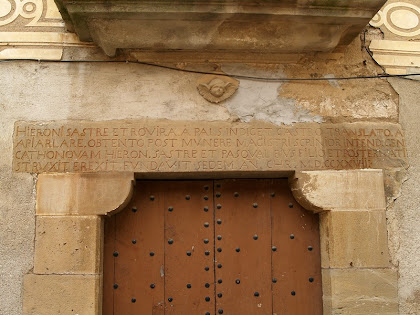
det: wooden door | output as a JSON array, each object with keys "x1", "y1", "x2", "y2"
[{"x1": 103, "y1": 179, "x2": 322, "y2": 315}]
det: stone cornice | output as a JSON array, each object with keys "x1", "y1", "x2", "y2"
[{"x1": 54, "y1": 0, "x2": 386, "y2": 57}]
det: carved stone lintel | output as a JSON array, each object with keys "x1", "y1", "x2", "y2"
[{"x1": 197, "y1": 75, "x2": 239, "y2": 103}]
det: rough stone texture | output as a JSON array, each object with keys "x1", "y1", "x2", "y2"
[
  {"x1": 320, "y1": 210, "x2": 390, "y2": 268},
  {"x1": 290, "y1": 170, "x2": 386, "y2": 212},
  {"x1": 0, "y1": 60, "x2": 324, "y2": 126},
  {"x1": 387, "y1": 77, "x2": 420, "y2": 314},
  {"x1": 0, "y1": 121, "x2": 36, "y2": 315},
  {"x1": 272, "y1": 40, "x2": 399, "y2": 123},
  {"x1": 218, "y1": 39, "x2": 399, "y2": 123},
  {"x1": 34, "y1": 216, "x2": 103, "y2": 274},
  {"x1": 322, "y1": 268, "x2": 398, "y2": 314},
  {"x1": 23, "y1": 274, "x2": 101, "y2": 315},
  {"x1": 36, "y1": 173, "x2": 134, "y2": 215},
  {"x1": 383, "y1": 168, "x2": 408, "y2": 206}
]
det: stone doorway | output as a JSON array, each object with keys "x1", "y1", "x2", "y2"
[{"x1": 103, "y1": 179, "x2": 322, "y2": 314}]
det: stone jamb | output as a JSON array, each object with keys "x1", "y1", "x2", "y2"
[
  {"x1": 290, "y1": 170, "x2": 398, "y2": 314},
  {"x1": 23, "y1": 169, "x2": 398, "y2": 314}
]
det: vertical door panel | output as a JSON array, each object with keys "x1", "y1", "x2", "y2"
[
  {"x1": 271, "y1": 179, "x2": 323, "y2": 315},
  {"x1": 214, "y1": 179, "x2": 273, "y2": 315},
  {"x1": 164, "y1": 181, "x2": 215, "y2": 315},
  {"x1": 103, "y1": 215, "x2": 116, "y2": 315},
  {"x1": 113, "y1": 182, "x2": 165, "y2": 315}
]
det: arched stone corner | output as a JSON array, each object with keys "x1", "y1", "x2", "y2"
[
  {"x1": 36, "y1": 172, "x2": 135, "y2": 216},
  {"x1": 289, "y1": 169, "x2": 386, "y2": 212},
  {"x1": 23, "y1": 172, "x2": 135, "y2": 315},
  {"x1": 290, "y1": 169, "x2": 398, "y2": 314}
]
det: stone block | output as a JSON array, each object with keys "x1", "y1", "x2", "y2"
[
  {"x1": 34, "y1": 216, "x2": 103, "y2": 274},
  {"x1": 290, "y1": 170, "x2": 386, "y2": 212},
  {"x1": 23, "y1": 274, "x2": 101, "y2": 315},
  {"x1": 322, "y1": 268, "x2": 398, "y2": 314},
  {"x1": 320, "y1": 210, "x2": 390, "y2": 268},
  {"x1": 36, "y1": 172, "x2": 134, "y2": 215}
]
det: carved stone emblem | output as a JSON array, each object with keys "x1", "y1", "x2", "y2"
[{"x1": 197, "y1": 75, "x2": 239, "y2": 103}]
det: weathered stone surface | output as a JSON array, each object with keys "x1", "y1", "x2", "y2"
[
  {"x1": 23, "y1": 274, "x2": 101, "y2": 315},
  {"x1": 55, "y1": 0, "x2": 386, "y2": 56},
  {"x1": 388, "y1": 77, "x2": 420, "y2": 314},
  {"x1": 322, "y1": 268, "x2": 398, "y2": 314},
  {"x1": 34, "y1": 216, "x2": 102, "y2": 274},
  {"x1": 320, "y1": 210, "x2": 390, "y2": 268},
  {"x1": 290, "y1": 170, "x2": 387, "y2": 212},
  {"x1": 13, "y1": 120, "x2": 406, "y2": 174},
  {"x1": 36, "y1": 172, "x2": 134, "y2": 215}
]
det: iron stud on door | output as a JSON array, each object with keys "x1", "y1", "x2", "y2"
[{"x1": 164, "y1": 181, "x2": 215, "y2": 314}]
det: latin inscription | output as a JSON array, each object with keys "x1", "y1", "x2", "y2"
[{"x1": 12, "y1": 120, "x2": 407, "y2": 173}]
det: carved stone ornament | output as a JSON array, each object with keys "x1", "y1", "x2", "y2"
[{"x1": 197, "y1": 75, "x2": 239, "y2": 104}]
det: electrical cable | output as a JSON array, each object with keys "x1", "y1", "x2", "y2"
[{"x1": 1, "y1": 58, "x2": 419, "y2": 82}]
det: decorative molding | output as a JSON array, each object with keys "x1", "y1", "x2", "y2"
[
  {"x1": 369, "y1": 0, "x2": 420, "y2": 75},
  {"x1": 0, "y1": 0, "x2": 63, "y2": 27},
  {"x1": 0, "y1": 0, "x2": 92, "y2": 60},
  {"x1": 370, "y1": 1, "x2": 420, "y2": 37},
  {"x1": 370, "y1": 39, "x2": 420, "y2": 74}
]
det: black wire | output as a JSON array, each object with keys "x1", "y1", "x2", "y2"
[
  {"x1": 1, "y1": 58, "x2": 419, "y2": 82},
  {"x1": 362, "y1": 29, "x2": 387, "y2": 75}
]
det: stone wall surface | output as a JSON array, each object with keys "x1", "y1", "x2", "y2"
[{"x1": 387, "y1": 77, "x2": 420, "y2": 315}]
